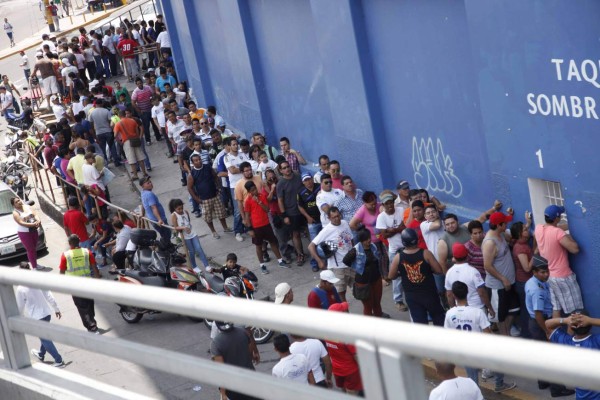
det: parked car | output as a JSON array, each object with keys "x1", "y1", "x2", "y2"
[{"x1": 0, "y1": 182, "x2": 46, "y2": 261}]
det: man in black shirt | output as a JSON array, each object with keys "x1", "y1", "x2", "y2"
[
  {"x1": 297, "y1": 172, "x2": 321, "y2": 272},
  {"x1": 276, "y1": 160, "x2": 307, "y2": 266}
]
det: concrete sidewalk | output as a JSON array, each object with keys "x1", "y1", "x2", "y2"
[{"x1": 0, "y1": 4, "x2": 124, "y2": 61}]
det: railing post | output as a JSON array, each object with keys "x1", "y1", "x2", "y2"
[
  {"x1": 43, "y1": 168, "x2": 56, "y2": 203},
  {"x1": 0, "y1": 284, "x2": 31, "y2": 370},
  {"x1": 379, "y1": 347, "x2": 428, "y2": 400}
]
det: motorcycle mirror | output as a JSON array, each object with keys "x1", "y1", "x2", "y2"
[{"x1": 25, "y1": 200, "x2": 35, "y2": 206}]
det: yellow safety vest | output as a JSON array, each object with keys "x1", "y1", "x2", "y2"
[{"x1": 64, "y1": 248, "x2": 91, "y2": 277}]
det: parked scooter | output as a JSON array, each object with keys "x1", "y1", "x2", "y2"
[
  {"x1": 197, "y1": 267, "x2": 273, "y2": 344},
  {"x1": 116, "y1": 229, "x2": 200, "y2": 323}
]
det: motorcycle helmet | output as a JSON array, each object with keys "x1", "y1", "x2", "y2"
[
  {"x1": 224, "y1": 276, "x2": 243, "y2": 297},
  {"x1": 215, "y1": 320, "x2": 234, "y2": 332},
  {"x1": 401, "y1": 228, "x2": 419, "y2": 248}
]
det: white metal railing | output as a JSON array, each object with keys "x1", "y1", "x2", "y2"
[{"x1": 1, "y1": 268, "x2": 600, "y2": 400}]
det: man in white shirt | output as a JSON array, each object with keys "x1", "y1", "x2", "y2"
[
  {"x1": 290, "y1": 334, "x2": 332, "y2": 387},
  {"x1": 429, "y1": 362, "x2": 483, "y2": 400},
  {"x1": 16, "y1": 262, "x2": 65, "y2": 368},
  {"x1": 223, "y1": 137, "x2": 250, "y2": 241},
  {"x1": 102, "y1": 30, "x2": 118, "y2": 77},
  {"x1": 445, "y1": 242, "x2": 494, "y2": 315},
  {"x1": 316, "y1": 173, "x2": 343, "y2": 226},
  {"x1": 272, "y1": 334, "x2": 315, "y2": 384},
  {"x1": 443, "y1": 281, "x2": 501, "y2": 390},
  {"x1": 376, "y1": 192, "x2": 408, "y2": 312},
  {"x1": 0, "y1": 85, "x2": 14, "y2": 119},
  {"x1": 106, "y1": 220, "x2": 132, "y2": 274},
  {"x1": 308, "y1": 207, "x2": 354, "y2": 301},
  {"x1": 155, "y1": 27, "x2": 171, "y2": 56},
  {"x1": 421, "y1": 204, "x2": 447, "y2": 305},
  {"x1": 165, "y1": 110, "x2": 186, "y2": 157},
  {"x1": 50, "y1": 95, "x2": 66, "y2": 121}
]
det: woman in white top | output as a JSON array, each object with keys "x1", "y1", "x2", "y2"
[
  {"x1": 11, "y1": 197, "x2": 43, "y2": 270},
  {"x1": 169, "y1": 198, "x2": 210, "y2": 272}
]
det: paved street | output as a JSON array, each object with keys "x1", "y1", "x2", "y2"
[{"x1": 0, "y1": 4, "x2": 558, "y2": 399}]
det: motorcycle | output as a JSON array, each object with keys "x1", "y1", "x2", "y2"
[
  {"x1": 197, "y1": 268, "x2": 274, "y2": 344},
  {"x1": 4, "y1": 170, "x2": 31, "y2": 201},
  {"x1": 116, "y1": 229, "x2": 201, "y2": 323}
]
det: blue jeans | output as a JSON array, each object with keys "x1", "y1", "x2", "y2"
[
  {"x1": 230, "y1": 188, "x2": 244, "y2": 234},
  {"x1": 189, "y1": 194, "x2": 200, "y2": 213},
  {"x1": 140, "y1": 140, "x2": 151, "y2": 169},
  {"x1": 96, "y1": 132, "x2": 121, "y2": 166},
  {"x1": 140, "y1": 111, "x2": 152, "y2": 142},
  {"x1": 307, "y1": 222, "x2": 322, "y2": 268},
  {"x1": 93, "y1": 55, "x2": 104, "y2": 76},
  {"x1": 389, "y1": 252, "x2": 404, "y2": 303},
  {"x1": 465, "y1": 367, "x2": 480, "y2": 386},
  {"x1": 185, "y1": 236, "x2": 209, "y2": 269},
  {"x1": 38, "y1": 315, "x2": 63, "y2": 363}
]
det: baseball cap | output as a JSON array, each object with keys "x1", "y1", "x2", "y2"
[
  {"x1": 138, "y1": 176, "x2": 151, "y2": 186},
  {"x1": 301, "y1": 172, "x2": 312, "y2": 181},
  {"x1": 274, "y1": 282, "x2": 291, "y2": 304},
  {"x1": 452, "y1": 242, "x2": 468, "y2": 259},
  {"x1": 49, "y1": 95, "x2": 58, "y2": 102},
  {"x1": 35, "y1": 51, "x2": 44, "y2": 58},
  {"x1": 61, "y1": 58, "x2": 70, "y2": 65},
  {"x1": 328, "y1": 302, "x2": 349, "y2": 312},
  {"x1": 544, "y1": 205, "x2": 565, "y2": 220},
  {"x1": 379, "y1": 191, "x2": 396, "y2": 204},
  {"x1": 396, "y1": 180, "x2": 410, "y2": 190},
  {"x1": 489, "y1": 211, "x2": 512, "y2": 225},
  {"x1": 217, "y1": 121, "x2": 226, "y2": 127},
  {"x1": 319, "y1": 269, "x2": 340, "y2": 284},
  {"x1": 531, "y1": 254, "x2": 549, "y2": 270}
]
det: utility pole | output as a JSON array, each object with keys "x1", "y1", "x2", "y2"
[{"x1": 43, "y1": 0, "x2": 56, "y2": 32}]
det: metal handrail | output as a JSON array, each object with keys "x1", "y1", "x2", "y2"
[{"x1": 1, "y1": 268, "x2": 600, "y2": 399}]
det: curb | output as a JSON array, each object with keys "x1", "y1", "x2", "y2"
[
  {"x1": 36, "y1": 188, "x2": 65, "y2": 227},
  {"x1": 421, "y1": 359, "x2": 541, "y2": 400},
  {"x1": 0, "y1": 6, "x2": 125, "y2": 61}
]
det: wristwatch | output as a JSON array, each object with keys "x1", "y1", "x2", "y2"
[{"x1": 559, "y1": 318, "x2": 564, "y2": 325}]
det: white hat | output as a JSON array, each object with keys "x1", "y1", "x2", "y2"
[
  {"x1": 61, "y1": 58, "x2": 70, "y2": 65},
  {"x1": 35, "y1": 51, "x2": 43, "y2": 58},
  {"x1": 50, "y1": 95, "x2": 58, "y2": 102},
  {"x1": 320, "y1": 270, "x2": 340, "y2": 284},
  {"x1": 274, "y1": 282, "x2": 291, "y2": 304}
]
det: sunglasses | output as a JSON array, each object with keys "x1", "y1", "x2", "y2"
[
  {"x1": 200, "y1": 122, "x2": 207, "y2": 125},
  {"x1": 322, "y1": 180, "x2": 332, "y2": 184}
]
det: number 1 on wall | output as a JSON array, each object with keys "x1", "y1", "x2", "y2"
[{"x1": 536, "y1": 149, "x2": 544, "y2": 169}]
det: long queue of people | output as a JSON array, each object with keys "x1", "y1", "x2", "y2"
[{"x1": 8, "y1": 23, "x2": 599, "y2": 400}]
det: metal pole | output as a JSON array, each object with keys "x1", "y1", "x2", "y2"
[
  {"x1": 0, "y1": 284, "x2": 31, "y2": 370},
  {"x1": 43, "y1": 168, "x2": 56, "y2": 203}
]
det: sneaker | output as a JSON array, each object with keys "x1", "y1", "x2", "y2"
[
  {"x1": 481, "y1": 369, "x2": 495, "y2": 381},
  {"x1": 262, "y1": 251, "x2": 270, "y2": 262},
  {"x1": 381, "y1": 312, "x2": 391, "y2": 319},
  {"x1": 223, "y1": 228, "x2": 234, "y2": 234},
  {"x1": 510, "y1": 325, "x2": 521, "y2": 337},
  {"x1": 31, "y1": 349, "x2": 43, "y2": 361},
  {"x1": 52, "y1": 361, "x2": 66, "y2": 368},
  {"x1": 235, "y1": 233, "x2": 244, "y2": 242},
  {"x1": 395, "y1": 302, "x2": 408, "y2": 312},
  {"x1": 278, "y1": 260, "x2": 291, "y2": 269},
  {"x1": 212, "y1": 232, "x2": 220, "y2": 239},
  {"x1": 494, "y1": 382, "x2": 516, "y2": 393},
  {"x1": 260, "y1": 265, "x2": 269, "y2": 275},
  {"x1": 146, "y1": 141, "x2": 151, "y2": 146},
  {"x1": 551, "y1": 389, "x2": 575, "y2": 397}
]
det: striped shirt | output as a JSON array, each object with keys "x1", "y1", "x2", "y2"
[
  {"x1": 334, "y1": 189, "x2": 364, "y2": 222},
  {"x1": 131, "y1": 85, "x2": 154, "y2": 112}
]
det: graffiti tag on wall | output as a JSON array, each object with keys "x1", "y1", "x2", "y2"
[{"x1": 411, "y1": 137, "x2": 463, "y2": 198}]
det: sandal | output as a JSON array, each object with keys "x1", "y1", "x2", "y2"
[
  {"x1": 296, "y1": 253, "x2": 305, "y2": 266},
  {"x1": 212, "y1": 232, "x2": 220, "y2": 239}
]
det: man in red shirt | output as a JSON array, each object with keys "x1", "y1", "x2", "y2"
[
  {"x1": 116, "y1": 33, "x2": 139, "y2": 81},
  {"x1": 242, "y1": 181, "x2": 286, "y2": 275},
  {"x1": 307, "y1": 270, "x2": 342, "y2": 310},
  {"x1": 407, "y1": 200, "x2": 427, "y2": 249},
  {"x1": 63, "y1": 197, "x2": 90, "y2": 249},
  {"x1": 325, "y1": 302, "x2": 363, "y2": 395}
]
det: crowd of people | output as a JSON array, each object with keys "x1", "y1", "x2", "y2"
[{"x1": 7, "y1": 15, "x2": 599, "y2": 400}]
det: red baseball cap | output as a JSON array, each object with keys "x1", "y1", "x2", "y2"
[
  {"x1": 452, "y1": 242, "x2": 468, "y2": 259},
  {"x1": 328, "y1": 302, "x2": 349, "y2": 313},
  {"x1": 489, "y1": 212, "x2": 512, "y2": 225}
]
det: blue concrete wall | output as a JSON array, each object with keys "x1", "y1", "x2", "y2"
[{"x1": 158, "y1": 0, "x2": 600, "y2": 315}]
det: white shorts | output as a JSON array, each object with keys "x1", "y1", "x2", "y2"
[{"x1": 42, "y1": 76, "x2": 59, "y2": 95}]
